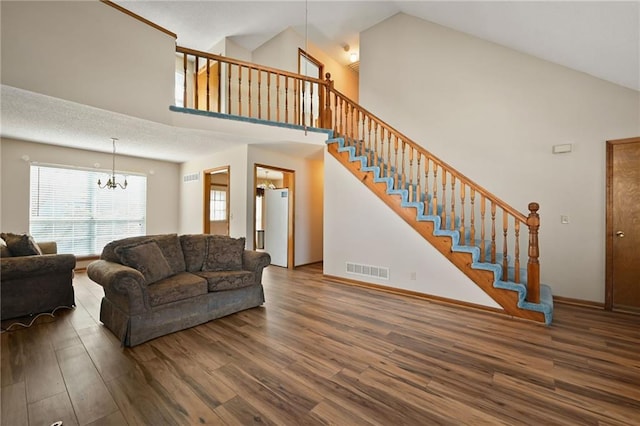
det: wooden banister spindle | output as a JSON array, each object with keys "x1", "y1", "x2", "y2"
[
  {"x1": 408, "y1": 146, "x2": 414, "y2": 202},
  {"x1": 460, "y1": 183, "x2": 466, "y2": 244},
  {"x1": 480, "y1": 195, "x2": 486, "y2": 262},
  {"x1": 322, "y1": 73, "x2": 333, "y2": 129},
  {"x1": 514, "y1": 219, "x2": 521, "y2": 283},
  {"x1": 393, "y1": 136, "x2": 399, "y2": 190},
  {"x1": 416, "y1": 151, "x2": 421, "y2": 205},
  {"x1": 248, "y1": 68, "x2": 253, "y2": 118},
  {"x1": 490, "y1": 201, "x2": 497, "y2": 264},
  {"x1": 237, "y1": 65, "x2": 242, "y2": 116},
  {"x1": 385, "y1": 132, "x2": 391, "y2": 177},
  {"x1": 526, "y1": 202, "x2": 541, "y2": 303},
  {"x1": 258, "y1": 71, "x2": 262, "y2": 119},
  {"x1": 424, "y1": 157, "x2": 430, "y2": 213},
  {"x1": 309, "y1": 83, "x2": 315, "y2": 127},
  {"x1": 284, "y1": 77, "x2": 289, "y2": 123},
  {"x1": 432, "y1": 164, "x2": 438, "y2": 218},
  {"x1": 276, "y1": 74, "x2": 281, "y2": 122},
  {"x1": 502, "y1": 209, "x2": 509, "y2": 281},
  {"x1": 206, "y1": 58, "x2": 210, "y2": 111},
  {"x1": 441, "y1": 170, "x2": 447, "y2": 225},
  {"x1": 227, "y1": 63, "x2": 232, "y2": 115},
  {"x1": 267, "y1": 72, "x2": 272, "y2": 121},
  {"x1": 293, "y1": 78, "x2": 298, "y2": 125},
  {"x1": 378, "y1": 127, "x2": 385, "y2": 174},
  {"x1": 372, "y1": 121, "x2": 378, "y2": 168},
  {"x1": 401, "y1": 140, "x2": 407, "y2": 191},
  {"x1": 182, "y1": 53, "x2": 188, "y2": 108},
  {"x1": 450, "y1": 175, "x2": 456, "y2": 230},
  {"x1": 194, "y1": 56, "x2": 199, "y2": 109},
  {"x1": 470, "y1": 189, "x2": 476, "y2": 245}
]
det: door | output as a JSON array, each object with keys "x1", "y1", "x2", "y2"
[
  {"x1": 264, "y1": 188, "x2": 289, "y2": 267},
  {"x1": 606, "y1": 137, "x2": 640, "y2": 312},
  {"x1": 203, "y1": 166, "x2": 230, "y2": 235}
]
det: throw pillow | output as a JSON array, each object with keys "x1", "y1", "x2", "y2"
[
  {"x1": 0, "y1": 238, "x2": 12, "y2": 258},
  {"x1": 0, "y1": 233, "x2": 42, "y2": 257},
  {"x1": 115, "y1": 240, "x2": 174, "y2": 285},
  {"x1": 202, "y1": 236, "x2": 245, "y2": 272}
]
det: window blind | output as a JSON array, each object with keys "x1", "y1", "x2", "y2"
[{"x1": 29, "y1": 164, "x2": 146, "y2": 256}]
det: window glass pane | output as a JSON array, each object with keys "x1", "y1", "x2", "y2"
[
  {"x1": 30, "y1": 165, "x2": 146, "y2": 256},
  {"x1": 210, "y1": 189, "x2": 227, "y2": 221}
]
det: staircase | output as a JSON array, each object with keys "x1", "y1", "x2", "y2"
[
  {"x1": 173, "y1": 47, "x2": 554, "y2": 325},
  {"x1": 327, "y1": 136, "x2": 553, "y2": 324}
]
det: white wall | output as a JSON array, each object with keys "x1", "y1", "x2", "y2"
[
  {"x1": 252, "y1": 27, "x2": 302, "y2": 72},
  {"x1": 179, "y1": 145, "x2": 249, "y2": 238},
  {"x1": 358, "y1": 13, "x2": 640, "y2": 303},
  {"x1": 1, "y1": 1, "x2": 175, "y2": 124},
  {"x1": 1, "y1": 138, "x2": 180, "y2": 237},
  {"x1": 247, "y1": 145, "x2": 324, "y2": 266},
  {"x1": 324, "y1": 153, "x2": 501, "y2": 308}
]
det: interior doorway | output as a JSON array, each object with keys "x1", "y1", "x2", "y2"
[
  {"x1": 254, "y1": 164, "x2": 295, "y2": 269},
  {"x1": 606, "y1": 137, "x2": 640, "y2": 313},
  {"x1": 203, "y1": 166, "x2": 230, "y2": 235}
]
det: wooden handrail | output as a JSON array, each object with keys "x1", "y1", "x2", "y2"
[{"x1": 173, "y1": 46, "x2": 541, "y2": 303}]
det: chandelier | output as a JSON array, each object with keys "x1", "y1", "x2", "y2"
[{"x1": 97, "y1": 138, "x2": 128, "y2": 190}]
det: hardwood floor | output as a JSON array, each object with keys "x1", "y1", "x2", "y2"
[{"x1": 2, "y1": 263, "x2": 639, "y2": 425}]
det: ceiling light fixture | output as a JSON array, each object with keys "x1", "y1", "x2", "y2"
[
  {"x1": 98, "y1": 138, "x2": 127, "y2": 190},
  {"x1": 349, "y1": 52, "x2": 358, "y2": 63}
]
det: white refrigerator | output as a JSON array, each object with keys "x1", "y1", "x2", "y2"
[{"x1": 264, "y1": 188, "x2": 289, "y2": 267}]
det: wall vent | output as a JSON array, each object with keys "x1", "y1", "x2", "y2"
[
  {"x1": 346, "y1": 261, "x2": 389, "y2": 280},
  {"x1": 183, "y1": 172, "x2": 200, "y2": 183}
]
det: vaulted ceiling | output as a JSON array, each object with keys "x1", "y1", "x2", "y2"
[{"x1": 115, "y1": 1, "x2": 639, "y2": 91}]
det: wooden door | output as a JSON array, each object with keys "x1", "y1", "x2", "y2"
[{"x1": 606, "y1": 137, "x2": 640, "y2": 312}]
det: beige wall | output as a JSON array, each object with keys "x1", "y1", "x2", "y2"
[
  {"x1": 1, "y1": 1, "x2": 176, "y2": 124},
  {"x1": 355, "y1": 13, "x2": 640, "y2": 303},
  {"x1": 179, "y1": 145, "x2": 249, "y2": 238},
  {"x1": 1, "y1": 138, "x2": 180, "y2": 239}
]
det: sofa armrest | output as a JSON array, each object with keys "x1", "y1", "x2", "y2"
[
  {"x1": 87, "y1": 260, "x2": 149, "y2": 314},
  {"x1": 38, "y1": 241, "x2": 57, "y2": 255},
  {"x1": 242, "y1": 250, "x2": 271, "y2": 272},
  {"x1": 1, "y1": 254, "x2": 76, "y2": 280}
]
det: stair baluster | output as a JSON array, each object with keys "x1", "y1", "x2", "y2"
[{"x1": 503, "y1": 209, "x2": 509, "y2": 281}]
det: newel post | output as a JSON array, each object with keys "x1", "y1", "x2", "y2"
[
  {"x1": 526, "y1": 202, "x2": 541, "y2": 303},
  {"x1": 321, "y1": 72, "x2": 333, "y2": 130}
]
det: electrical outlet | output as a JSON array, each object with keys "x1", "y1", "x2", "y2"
[{"x1": 410, "y1": 272, "x2": 416, "y2": 280}]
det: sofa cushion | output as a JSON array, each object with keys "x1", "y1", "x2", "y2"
[
  {"x1": 115, "y1": 240, "x2": 173, "y2": 285},
  {"x1": 1, "y1": 233, "x2": 42, "y2": 257},
  {"x1": 1, "y1": 238, "x2": 12, "y2": 258},
  {"x1": 152, "y1": 234, "x2": 186, "y2": 275},
  {"x1": 147, "y1": 272, "x2": 208, "y2": 306},
  {"x1": 202, "y1": 236, "x2": 245, "y2": 272},
  {"x1": 180, "y1": 234, "x2": 208, "y2": 272},
  {"x1": 194, "y1": 270, "x2": 255, "y2": 292}
]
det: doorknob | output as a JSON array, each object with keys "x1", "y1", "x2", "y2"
[{"x1": 616, "y1": 231, "x2": 625, "y2": 238}]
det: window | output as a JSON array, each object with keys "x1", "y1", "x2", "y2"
[
  {"x1": 210, "y1": 189, "x2": 227, "y2": 221},
  {"x1": 30, "y1": 164, "x2": 146, "y2": 256}
]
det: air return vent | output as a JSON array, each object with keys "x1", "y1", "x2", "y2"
[
  {"x1": 183, "y1": 172, "x2": 200, "y2": 183},
  {"x1": 346, "y1": 262, "x2": 389, "y2": 280}
]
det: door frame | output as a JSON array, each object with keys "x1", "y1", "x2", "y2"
[
  {"x1": 254, "y1": 163, "x2": 295, "y2": 269},
  {"x1": 203, "y1": 166, "x2": 230, "y2": 235},
  {"x1": 605, "y1": 137, "x2": 640, "y2": 310}
]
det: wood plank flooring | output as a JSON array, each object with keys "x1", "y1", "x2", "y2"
[{"x1": 2, "y1": 263, "x2": 639, "y2": 425}]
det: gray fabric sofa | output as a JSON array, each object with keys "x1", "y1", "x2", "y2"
[
  {"x1": 87, "y1": 234, "x2": 270, "y2": 346},
  {"x1": 1, "y1": 237, "x2": 76, "y2": 321}
]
